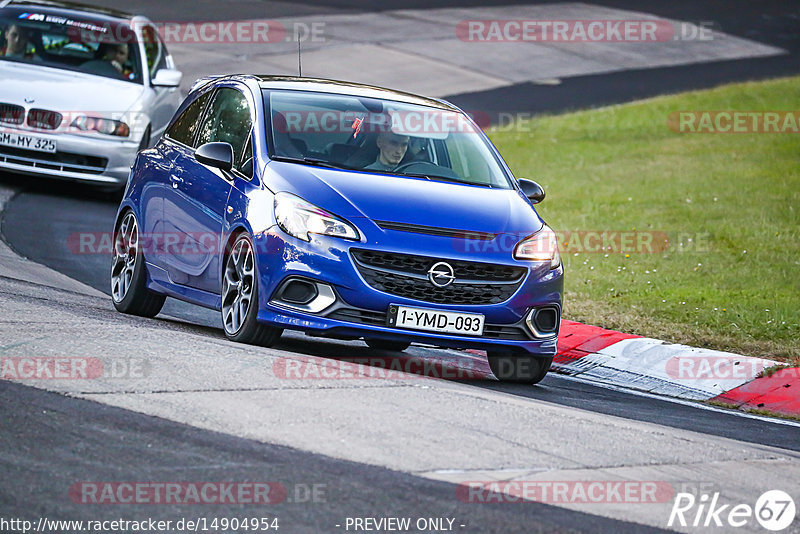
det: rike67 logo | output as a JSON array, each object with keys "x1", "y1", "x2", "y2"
[{"x1": 669, "y1": 490, "x2": 796, "y2": 531}]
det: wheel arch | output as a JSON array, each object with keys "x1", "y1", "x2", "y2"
[
  {"x1": 113, "y1": 202, "x2": 138, "y2": 236},
  {"x1": 220, "y1": 223, "x2": 253, "y2": 285}
]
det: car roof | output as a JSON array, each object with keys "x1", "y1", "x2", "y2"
[
  {"x1": 1, "y1": 0, "x2": 135, "y2": 23},
  {"x1": 252, "y1": 76, "x2": 459, "y2": 111}
]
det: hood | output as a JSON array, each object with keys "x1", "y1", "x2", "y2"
[
  {"x1": 0, "y1": 61, "x2": 144, "y2": 118},
  {"x1": 264, "y1": 161, "x2": 543, "y2": 235}
]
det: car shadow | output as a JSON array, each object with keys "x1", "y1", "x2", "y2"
[{"x1": 0, "y1": 171, "x2": 122, "y2": 203}]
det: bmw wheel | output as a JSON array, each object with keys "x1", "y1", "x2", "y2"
[
  {"x1": 222, "y1": 234, "x2": 282, "y2": 347},
  {"x1": 487, "y1": 352, "x2": 552, "y2": 384},
  {"x1": 111, "y1": 211, "x2": 165, "y2": 317}
]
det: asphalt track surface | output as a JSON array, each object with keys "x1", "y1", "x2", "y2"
[
  {"x1": 1, "y1": 380, "x2": 670, "y2": 534},
  {"x1": 2, "y1": 178, "x2": 800, "y2": 456},
  {"x1": 2, "y1": 1, "x2": 800, "y2": 532},
  {"x1": 446, "y1": 0, "x2": 800, "y2": 116}
]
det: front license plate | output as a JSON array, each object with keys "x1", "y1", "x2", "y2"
[
  {"x1": 0, "y1": 131, "x2": 57, "y2": 153},
  {"x1": 388, "y1": 305, "x2": 485, "y2": 336}
]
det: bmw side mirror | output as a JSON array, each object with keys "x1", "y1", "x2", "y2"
[
  {"x1": 152, "y1": 68, "x2": 183, "y2": 88},
  {"x1": 518, "y1": 179, "x2": 546, "y2": 204},
  {"x1": 196, "y1": 142, "x2": 234, "y2": 172}
]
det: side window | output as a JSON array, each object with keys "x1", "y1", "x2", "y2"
[
  {"x1": 197, "y1": 88, "x2": 253, "y2": 176},
  {"x1": 165, "y1": 91, "x2": 212, "y2": 146},
  {"x1": 141, "y1": 25, "x2": 167, "y2": 77}
]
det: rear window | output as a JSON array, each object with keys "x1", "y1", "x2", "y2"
[{"x1": 0, "y1": 11, "x2": 143, "y2": 84}]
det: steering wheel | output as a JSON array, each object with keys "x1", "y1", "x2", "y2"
[{"x1": 392, "y1": 160, "x2": 461, "y2": 179}]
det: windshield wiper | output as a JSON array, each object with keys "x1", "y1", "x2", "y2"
[
  {"x1": 271, "y1": 156, "x2": 352, "y2": 170},
  {"x1": 400, "y1": 172, "x2": 493, "y2": 188}
]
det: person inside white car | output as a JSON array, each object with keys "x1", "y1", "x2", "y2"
[
  {"x1": 1, "y1": 24, "x2": 37, "y2": 60},
  {"x1": 81, "y1": 42, "x2": 134, "y2": 80},
  {"x1": 103, "y1": 43, "x2": 133, "y2": 79}
]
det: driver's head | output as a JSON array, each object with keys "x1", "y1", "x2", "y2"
[
  {"x1": 3, "y1": 25, "x2": 29, "y2": 56},
  {"x1": 113, "y1": 43, "x2": 129, "y2": 64},
  {"x1": 103, "y1": 43, "x2": 129, "y2": 70},
  {"x1": 376, "y1": 131, "x2": 409, "y2": 167}
]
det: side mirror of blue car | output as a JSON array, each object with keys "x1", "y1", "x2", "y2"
[
  {"x1": 518, "y1": 179, "x2": 546, "y2": 204},
  {"x1": 196, "y1": 142, "x2": 234, "y2": 172}
]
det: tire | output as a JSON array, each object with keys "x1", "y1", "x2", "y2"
[
  {"x1": 365, "y1": 339, "x2": 411, "y2": 352},
  {"x1": 222, "y1": 233, "x2": 282, "y2": 347},
  {"x1": 111, "y1": 211, "x2": 165, "y2": 317},
  {"x1": 487, "y1": 352, "x2": 552, "y2": 384}
]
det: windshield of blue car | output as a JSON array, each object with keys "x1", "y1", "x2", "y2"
[
  {"x1": 265, "y1": 90, "x2": 514, "y2": 189},
  {"x1": 0, "y1": 14, "x2": 143, "y2": 84}
]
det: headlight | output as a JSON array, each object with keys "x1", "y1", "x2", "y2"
[
  {"x1": 71, "y1": 116, "x2": 130, "y2": 137},
  {"x1": 513, "y1": 224, "x2": 560, "y2": 269},
  {"x1": 274, "y1": 192, "x2": 360, "y2": 242}
]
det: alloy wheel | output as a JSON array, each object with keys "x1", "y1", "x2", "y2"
[
  {"x1": 111, "y1": 212, "x2": 138, "y2": 303},
  {"x1": 222, "y1": 237, "x2": 255, "y2": 335}
]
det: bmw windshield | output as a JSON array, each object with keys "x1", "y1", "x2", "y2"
[
  {"x1": 265, "y1": 90, "x2": 514, "y2": 189},
  {"x1": 0, "y1": 11, "x2": 143, "y2": 84}
]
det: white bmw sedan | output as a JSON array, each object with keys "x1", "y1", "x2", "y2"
[{"x1": 0, "y1": 1, "x2": 183, "y2": 189}]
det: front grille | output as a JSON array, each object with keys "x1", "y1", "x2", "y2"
[
  {"x1": 27, "y1": 108, "x2": 63, "y2": 130},
  {"x1": 0, "y1": 146, "x2": 107, "y2": 175},
  {"x1": 375, "y1": 220, "x2": 497, "y2": 241},
  {"x1": 327, "y1": 306, "x2": 532, "y2": 340},
  {"x1": 352, "y1": 249, "x2": 524, "y2": 282},
  {"x1": 0, "y1": 103, "x2": 24, "y2": 125},
  {"x1": 351, "y1": 249, "x2": 526, "y2": 305}
]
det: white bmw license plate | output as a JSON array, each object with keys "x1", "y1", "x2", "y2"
[
  {"x1": 0, "y1": 131, "x2": 57, "y2": 153},
  {"x1": 388, "y1": 305, "x2": 485, "y2": 336}
]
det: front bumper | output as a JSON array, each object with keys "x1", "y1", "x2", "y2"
[
  {"x1": 252, "y1": 225, "x2": 564, "y2": 356},
  {"x1": 0, "y1": 126, "x2": 138, "y2": 185}
]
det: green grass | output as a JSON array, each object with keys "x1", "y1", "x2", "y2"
[{"x1": 488, "y1": 76, "x2": 800, "y2": 363}]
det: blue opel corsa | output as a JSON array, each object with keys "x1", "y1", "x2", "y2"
[{"x1": 111, "y1": 75, "x2": 563, "y2": 383}]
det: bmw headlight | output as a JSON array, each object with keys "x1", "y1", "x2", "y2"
[
  {"x1": 71, "y1": 116, "x2": 130, "y2": 137},
  {"x1": 513, "y1": 224, "x2": 560, "y2": 269},
  {"x1": 274, "y1": 192, "x2": 360, "y2": 242}
]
